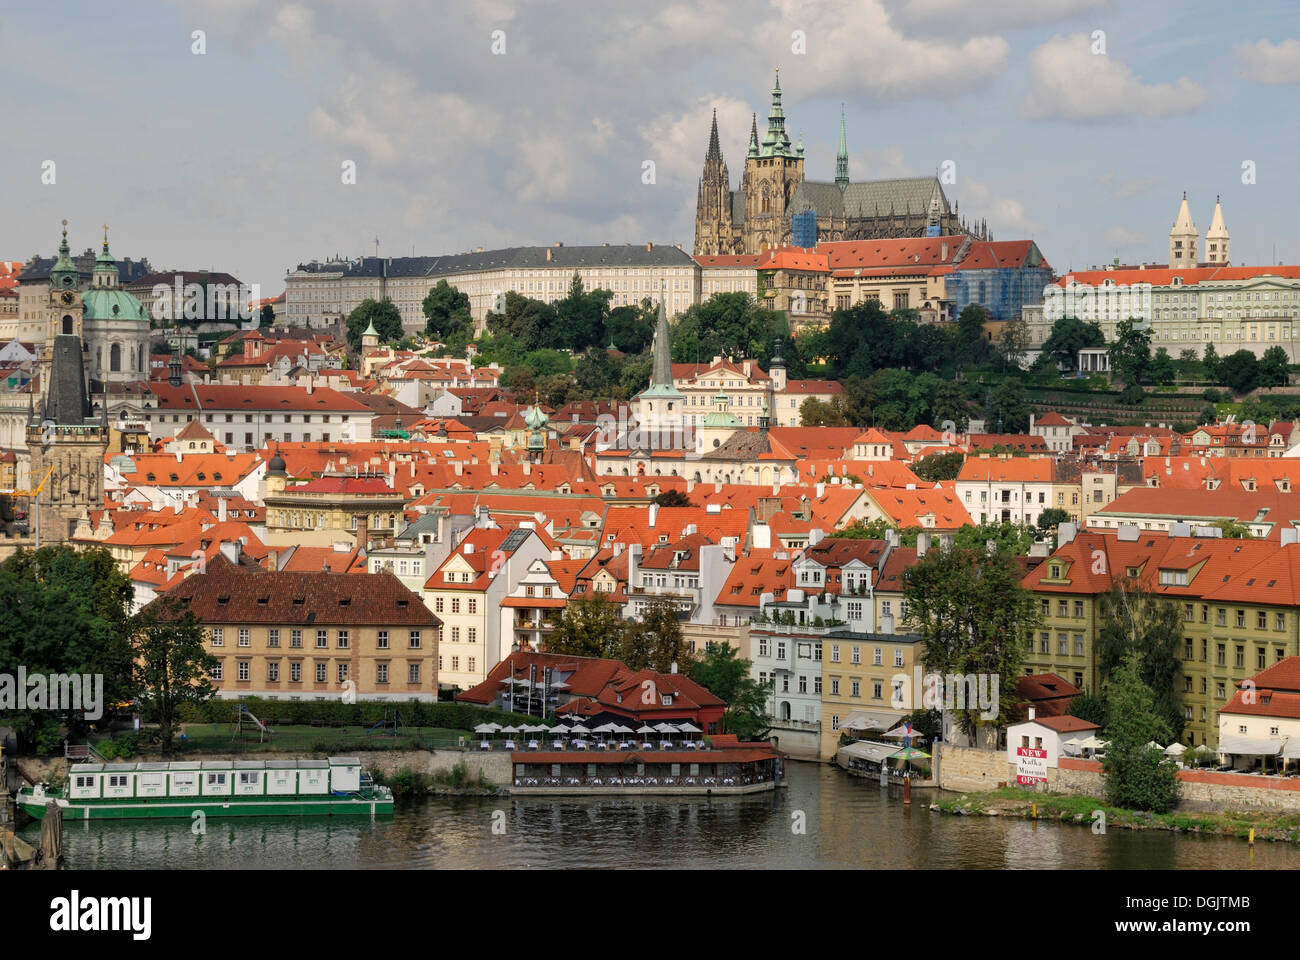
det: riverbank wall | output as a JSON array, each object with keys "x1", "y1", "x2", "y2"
[{"x1": 935, "y1": 744, "x2": 1300, "y2": 813}]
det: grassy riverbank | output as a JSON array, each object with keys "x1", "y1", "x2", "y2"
[
  {"x1": 932, "y1": 787, "x2": 1300, "y2": 843},
  {"x1": 373, "y1": 762, "x2": 504, "y2": 797}
]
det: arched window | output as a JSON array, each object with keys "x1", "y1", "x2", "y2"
[
  {"x1": 110, "y1": 343, "x2": 122, "y2": 372},
  {"x1": 62, "y1": 315, "x2": 73, "y2": 335}
]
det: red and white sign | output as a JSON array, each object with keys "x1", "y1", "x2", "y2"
[{"x1": 1016, "y1": 747, "x2": 1048, "y2": 784}]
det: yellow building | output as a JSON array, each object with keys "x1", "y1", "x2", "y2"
[{"x1": 160, "y1": 554, "x2": 440, "y2": 701}]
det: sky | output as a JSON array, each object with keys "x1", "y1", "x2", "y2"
[{"x1": 4, "y1": 0, "x2": 1300, "y2": 296}]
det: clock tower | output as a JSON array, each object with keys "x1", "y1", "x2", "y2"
[{"x1": 47, "y1": 219, "x2": 84, "y2": 341}]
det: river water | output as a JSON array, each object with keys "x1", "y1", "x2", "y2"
[{"x1": 30, "y1": 762, "x2": 1300, "y2": 870}]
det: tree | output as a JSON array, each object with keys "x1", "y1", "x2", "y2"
[
  {"x1": 485, "y1": 292, "x2": 559, "y2": 352},
  {"x1": 1039, "y1": 316, "x2": 1105, "y2": 372},
  {"x1": 131, "y1": 595, "x2": 217, "y2": 751},
  {"x1": 345, "y1": 298, "x2": 404, "y2": 351},
  {"x1": 1202, "y1": 342, "x2": 1220, "y2": 382},
  {"x1": 1259, "y1": 345, "x2": 1291, "y2": 389},
  {"x1": 1108, "y1": 318, "x2": 1151, "y2": 386},
  {"x1": 950, "y1": 521, "x2": 1038, "y2": 556},
  {"x1": 606, "y1": 297, "x2": 657, "y2": 354},
  {"x1": 800, "y1": 396, "x2": 848, "y2": 427},
  {"x1": 260, "y1": 303, "x2": 276, "y2": 327},
  {"x1": 1102, "y1": 653, "x2": 1181, "y2": 812},
  {"x1": 1035, "y1": 508, "x2": 1072, "y2": 534},
  {"x1": 1148, "y1": 347, "x2": 1176, "y2": 386},
  {"x1": 1218, "y1": 349, "x2": 1260, "y2": 395},
  {"x1": 1094, "y1": 577, "x2": 1184, "y2": 741},
  {"x1": 903, "y1": 547, "x2": 1040, "y2": 736},
  {"x1": 912, "y1": 451, "x2": 965, "y2": 482},
  {"x1": 653, "y1": 490, "x2": 693, "y2": 507},
  {"x1": 996, "y1": 316, "x2": 1030, "y2": 372},
  {"x1": 1212, "y1": 519, "x2": 1253, "y2": 539},
  {"x1": 546, "y1": 592, "x2": 623, "y2": 659},
  {"x1": 1067, "y1": 692, "x2": 1108, "y2": 728},
  {"x1": 554, "y1": 272, "x2": 613, "y2": 352},
  {"x1": 955, "y1": 304, "x2": 993, "y2": 369},
  {"x1": 619, "y1": 600, "x2": 690, "y2": 673},
  {"x1": 987, "y1": 378, "x2": 1030, "y2": 433},
  {"x1": 422, "y1": 280, "x2": 473, "y2": 342},
  {"x1": 688, "y1": 643, "x2": 769, "y2": 740}
]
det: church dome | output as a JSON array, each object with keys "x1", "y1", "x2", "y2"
[
  {"x1": 524, "y1": 405, "x2": 549, "y2": 431},
  {"x1": 83, "y1": 288, "x2": 147, "y2": 323},
  {"x1": 267, "y1": 447, "x2": 287, "y2": 477}
]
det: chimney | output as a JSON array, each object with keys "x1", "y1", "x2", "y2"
[
  {"x1": 546, "y1": 249, "x2": 553, "y2": 261},
  {"x1": 1028, "y1": 705, "x2": 1036, "y2": 721},
  {"x1": 646, "y1": 242, "x2": 653, "y2": 252},
  {"x1": 355, "y1": 516, "x2": 369, "y2": 552},
  {"x1": 218, "y1": 540, "x2": 240, "y2": 566},
  {"x1": 917, "y1": 531, "x2": 931, "y2": 558},
  {"x1": 648, "y1": 503, "x2": 658, "y2": 528},
  {"x1": 218, "y1": 497, "x2": 227, "y2": 523}
]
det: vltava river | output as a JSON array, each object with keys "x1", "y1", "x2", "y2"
[{"x1": 35, "y1": 763, "x2": 1300, "y2": 869}]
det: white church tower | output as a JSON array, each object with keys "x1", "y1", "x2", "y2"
[
  {"x1": 1168, "y1": 192, "x2": 1198, "y2": 269},
  {"x1": 1204, "y1": 196, "x2": 1230, "y2": 265}
]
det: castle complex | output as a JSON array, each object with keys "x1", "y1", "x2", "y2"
[{"x1": 694, "y1": 71, "x2": 989, "y2": 256}]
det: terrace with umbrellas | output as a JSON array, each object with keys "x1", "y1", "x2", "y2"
[{"x1": 835, "y1": 714, "x2": 934, "y2": 784}]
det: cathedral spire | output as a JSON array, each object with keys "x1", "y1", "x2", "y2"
[
  {"x1": 761, "y1": 68, "x2": 793, "y2": 157},
  {"x1": 651, "y1": 284, "x2": 673, "y2": 390},
  {"x1": 835, "y1": 104, "x2": 849, "y2": 190},
  {"x1": 705, "y1": 108, "x2": 721, "y2": 165},
  {"x1": 747, "y1": 112, "x2": 759, "y2": 158}
]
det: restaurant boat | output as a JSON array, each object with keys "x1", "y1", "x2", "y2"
[{"x1": 17, "y1": 757, "x2": 393, "y2": 820}]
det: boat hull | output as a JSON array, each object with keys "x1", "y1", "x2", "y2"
[{"x1": 18, "y1": 792, "x2": 393, "y2": 820}]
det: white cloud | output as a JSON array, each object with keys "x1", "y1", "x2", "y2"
[
  {"x1": 890, "y1": 0, "x2": 1109, "y2": 35},
  {"x1": 1236, "y1": 39, "x2": 1300, "y2": 85},
  {"x1": 959, "y1": 178, "x2": 1041, "y2": 235},
  {"x1": 753, "y1": 0, "x2": 1008, "y2": 100},
  {"x1": 1098, "y1": 172, "x2": 1156, "y2": 199},
  {"x1": 1102, "y1": 225, "x2": 1147, "y2": 248},
  {"x1": 1020, "y1": 33, "x2": 1207, "y2": 121}
]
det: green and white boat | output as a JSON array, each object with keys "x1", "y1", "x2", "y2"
[{"x1": 17, "y1": 757, "x2": 393, "y2": 820}]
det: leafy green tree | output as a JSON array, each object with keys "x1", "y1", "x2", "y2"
[
  {"x1": 553, "y1": 272, "x2": 614, "y2": 352},
  {"x1": 1038, "y1": 316, "x2": 1105, "y2": 373},
  {"x1": 988, "y1": 378, "x2": 1030, "y2": 433},
  {"x1": 132, "y1": 595, "x2": 218, "y2": 751},
  {"x1": 422, "y1": 280, "x2": 473, "y2": 342},
  {"x1": 1197, "y1": 403, "x2": 1217, "y2": 425},
  {"x1": 1102, "y1": 653, "x2": 1181, "y2": 812},
  {"x1": 996, "y1": 316, "x2": 1030, "y2": 372},
  {"x1": 955, "y1": 304, "x2": 993, "y2": 369},
  {"x1": 912, "y1": 451, "x2": 965, "y2": 482},
  {"x1": 619, "y1": 600, "x2": 691, "y2": 674},
  {"x1": 1148, "y1": 346, "x2": 1176, "y2": 385},
  {"x1": 1035, "y1": 507, "x2": 1072, "y2": 534},
  {"x1": 1259, "y1": 345, "x2": 1291, "y2": 389},
  {"x1": 903, "y1": 546, "x2": 1040, "y2": 735},
  {"x1": 1108, "y1": 318, "x2": 1151, "y2": 386},
  {"x1": 653, "y1": 490, "x2": 693, "y2": 507},
  {"x1": 1095, "y1": 577, "x2": 1184, "y2": 740},
  {"x1": 606, "y1": 298, "x2": 656, "y2": 354},
  {"x1": 546, "y1": 592, "x2": 623, "y2": 659},
  {"x1": 1212, "y1": 519, "x2": 1253, "y2": 539},
  {"x1": 260, "y1": 303, "x2": 276, "y2": 327},
  {"x1": 1202, "y1": 342, "x2": 1220, "y2": 382},
  {"x1": 950, "y1": 521, "x2": 1038, "y2": 556},
  {"x1": 1218, "y1": 349, "x2": 1260, "y2": 394},
  {"x1": 688, "y1": 643, "x2": 769, "y2": 740},
  {"x1": 1067, "y1": 692, "x2": 1108, "y2": 727},
  {"x1": 671, "y1": 292, "x2": 782, "y2": 364},
  {"x1": 346, "y1": 298, "x2": 404, "y2": 351},
  {"x1": 485, "y1": 291, "x2": 560, "y2": 351},
  {"x1": 800, "y1": 396, "x2": 848, "y2": 426}
]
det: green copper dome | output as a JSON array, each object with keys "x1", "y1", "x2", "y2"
[{"x1": 83, "y1": 288, "x2": 147, "y2": 322}]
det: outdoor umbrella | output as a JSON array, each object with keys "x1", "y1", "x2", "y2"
[
  {"x1": 637, "y1": 725, "x2": 656, "y2": 740},
  {"x1": 839, "y1": 715, "x2": 881, "y2": 732},
  {"x1": 677, "y1": 722, "x2": 702, "y2": 734},
  {"x1": 888, "y1": 746, "x2": 931, "y2": 761},
  {"x1": 569, "y1": 723, "x2": 589, "y2": 735},
  {"x1": 499, "y1": 725, "x2": 520, "y2": 734},
  {"x1": 473, "y1": 723, "x2": 500, "y2": 735},
  {"x1": 1062, "y1": 736, "x2": 1084, "y2": 756},
  {"x1": 883, "y1": 723, "x2": 925, "y2": 740},
  {"x1": 1146, "y1": 741, "x2": 1165, "y2": 751},
  {"x1": 655, "y1": 723, "x2": 678, "y2": 734},
  {"x1": 1164, "y1": 742, "x2": 1188, "y2": 756}
]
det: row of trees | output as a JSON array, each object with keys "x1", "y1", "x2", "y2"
[{"x1": 0, "y1": 547, "x2": 215, "y2": 753}]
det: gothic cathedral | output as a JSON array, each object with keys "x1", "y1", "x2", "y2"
[{"x1": 694, "y1": 71, "x2": 988, "y2": 256}]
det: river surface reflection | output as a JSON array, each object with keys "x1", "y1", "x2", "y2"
[{"x1": 33, "y1": 762, "x2": 1300, "y2": 869}]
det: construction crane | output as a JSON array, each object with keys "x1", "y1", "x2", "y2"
[{"x1": 0, "y1": 465, "x2": 55, "y2": 500}]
